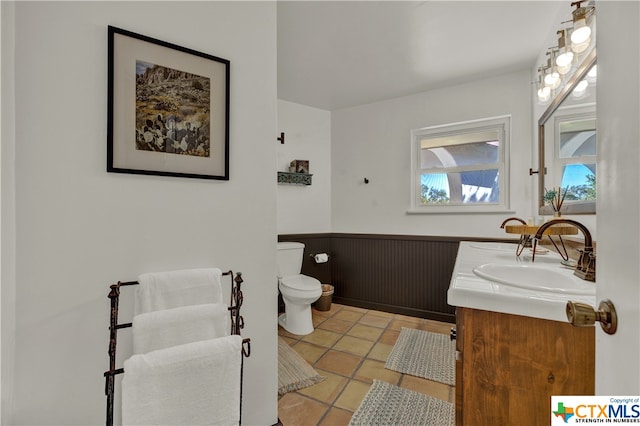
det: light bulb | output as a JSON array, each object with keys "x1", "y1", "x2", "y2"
[
  {"x1": 571, "y1": 19, "x2": 591, "y2": 45},
  {"x1": 556, "y1": 51, "x2": 574, "y2": 70},
  {"x1": 544, "y1": 71, "x2": 561, "y2": 90},
  {"x1": 538, "y1": 86, "x2": 551, "y2": 103}
]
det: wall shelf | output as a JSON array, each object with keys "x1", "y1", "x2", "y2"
[{"x1": 277, "y1": 171, "x2": 313, "y2": 186}]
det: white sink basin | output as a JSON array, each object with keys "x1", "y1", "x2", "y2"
[{"x1": 473, "y1": 263, "x2": 594, "y2": 295}]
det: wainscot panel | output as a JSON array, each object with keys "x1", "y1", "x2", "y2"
[{"x1": 278, "y1": 233, "x2": 515, "y2": 324}]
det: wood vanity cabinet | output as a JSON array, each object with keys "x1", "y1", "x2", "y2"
[{"x1": 455, "y1": 307, "x2": 595, "y2": 426}]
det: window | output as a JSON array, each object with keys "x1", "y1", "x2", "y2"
[
  {"x1": 410, "y1": 116, "x2": 510, "y2": 213},
  {"x1": 556, "y1": 114, "x2": 596, "y2": 202}
]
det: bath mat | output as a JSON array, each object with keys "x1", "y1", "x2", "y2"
[
  {"x1": 385, "y1": 327, "x2": 455, "y2": 386},
  {"x1": 278, "y1": 337, "x2": 325, "y2": 396},
  {"x1": 349, "y1": 380, "x2": 454, "y2": 426}
]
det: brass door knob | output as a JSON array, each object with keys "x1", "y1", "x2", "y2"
[{"x1": 566, "y1": 299, "x2": 618, "y2": 335}]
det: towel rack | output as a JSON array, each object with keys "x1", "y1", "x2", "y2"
[{"x1": 104, "y1": 270, "x2": 250, "y2": 426}]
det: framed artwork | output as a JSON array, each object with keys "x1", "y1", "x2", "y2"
[{"x1": 107, "y1": 26, "x2": 230, "y2": 180}]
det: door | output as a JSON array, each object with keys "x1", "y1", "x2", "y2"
[{"x1": 595, "y1": 1, "x2": 640, "y2": 394}]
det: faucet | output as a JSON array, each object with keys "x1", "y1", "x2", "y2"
[
  {"x1": 499, "y1": 217, "x2": 526, "y2": 229},
  {"x1": 499, "y1": 217, "x2": 532, "y2": 252},
  {"x1": 533, "y1": 219, "x2": 595, "y2": 282}
]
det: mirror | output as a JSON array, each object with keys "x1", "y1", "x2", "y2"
[{"x1": 537, "y1": 48, "x2": 597, "y2": 215}]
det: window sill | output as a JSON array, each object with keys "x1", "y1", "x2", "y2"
[{"x1": 406, "y1": 207, "x2": 516, "y2": 215}]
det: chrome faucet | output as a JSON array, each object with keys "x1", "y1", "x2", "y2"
[{"x1": 533, "y1": 219, "x2": 595, "y2": 282}]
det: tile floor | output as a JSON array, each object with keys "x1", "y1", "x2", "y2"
[{"x1": 277, "y1": 303, "x2": 455, "y2": 425}]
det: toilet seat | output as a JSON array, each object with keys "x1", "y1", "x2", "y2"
[{"x1": 279, "y1": 274, "x2": 320, "y2": 291}]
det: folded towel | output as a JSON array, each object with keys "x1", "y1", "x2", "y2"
[
  {"x1": 135, "y1": 268, "x2": 224, "y2": 315},
  {"x1": 122, "y1": 335, "x2": 242, "y2": 426},
  {"x1": 133, "y1": 303, "x2": 230, "y2": 354}
]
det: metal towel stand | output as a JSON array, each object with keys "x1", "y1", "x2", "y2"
[{"x1": 103, "y1": 271, "x2": 250, "y2": 426}]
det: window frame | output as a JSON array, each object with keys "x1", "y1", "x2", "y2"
[
  {"x1": 548, "y1": 106, "x2": 596, "y2": 213},
  {"x1": 409, "y1": 115, "x2": 511, "y2": 214}
]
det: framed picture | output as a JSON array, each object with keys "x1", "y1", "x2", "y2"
[{"x1": 107, "y1": 26, "x2": 230, "y2": 180}]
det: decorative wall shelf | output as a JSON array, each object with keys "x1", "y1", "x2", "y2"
[{"x1": 277, "y1": 172, "x2": 312, "y2": 186}]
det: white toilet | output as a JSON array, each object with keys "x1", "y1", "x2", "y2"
[{"x1": 277, "y1": 242, "x2": 322, "y2": 335}]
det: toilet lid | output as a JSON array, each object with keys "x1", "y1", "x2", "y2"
[{"x1": 280, "y1": 274, "x2": 320, "y2": 291}]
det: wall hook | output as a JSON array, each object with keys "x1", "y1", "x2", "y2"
[
  {"x1": 364, "y1": 177, "x2": 369, "y2": 184},
  {"x1": 277, "y1": 132, "x2": 285, "y2": 144}
]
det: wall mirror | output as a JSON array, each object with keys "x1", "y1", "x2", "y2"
[{"x1": 537, "y1": 48, "x2": 597, "y2": 215}]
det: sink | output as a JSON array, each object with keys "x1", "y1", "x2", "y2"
[{"x1": 472, "y1": 263, "x2": 594, "y2": 295}]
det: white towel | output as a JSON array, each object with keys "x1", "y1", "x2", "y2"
[
  {"x1": 122, "y1": 335, "x2": 242, "y2": 426},
  {"x1": 135, "y1": 268, "x2": 224, "y2": 315},
  {"x1": 132, "y1": 303, "x2": 230, "y2": 355}
]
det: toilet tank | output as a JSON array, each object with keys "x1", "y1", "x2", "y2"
[{"x1": 277, "y1": 242, "x2": 305, "y2": 277}]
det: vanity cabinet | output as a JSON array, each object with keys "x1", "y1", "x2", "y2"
[{"x1": 455, "y1": 307, "x2": 594, "y2": 426}]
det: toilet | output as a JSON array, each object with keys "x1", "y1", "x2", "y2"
[{"x1": 277, "y1": 242, "x2": 322, "y2": 335}]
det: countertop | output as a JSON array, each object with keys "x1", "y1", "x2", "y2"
[{"x1": 447, "y1": 241, "x2": 596, "y2": 322}]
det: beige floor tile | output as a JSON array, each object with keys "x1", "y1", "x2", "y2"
[
  {"x1": 317, "y1": 317, "x2": 355, "y2": 334},
  {"x1": 319, "y1": 407, "x2": 353, "y2": 426},
  {"x1": 278, "y1": 306, "x2": 456, "y2": 425},
  {"x1": 420, "y1": 319, "x2": 454, "y2": 335},
  {"x1": 278, "y1": 392, "x2": 329, "y2": 426},
  {"x1": 315, "y1": 350, "x2": 362, "y2": 377},
  {"x1": 312, "y1": 304, "x2": 343, "y2": 318},
  {"x1": 333, "y1": 335, "x2": 375, "y2": 357},
  {"x1": 301, "y1": 328, "x2": 342, "y2": 348},
  {"x1": 347, "y1": 324, "x2": 384, "y2": 342},
  {"x1": 388, "y1": 318, "x2": 423, "y2": 331},
  {"x1": 357, "y1": 313, "x2": 391, "y2": 328},
  {"x1": 378, "y1": 329, "x2": 400, "y2": 345},
  {"x1": 399, "y1": 375, "x2": 452, "y2": 402},
  {"x1": 333, "y1": 380, "x2": 371, "y2": 412},
  {"x1": 393, "y1": 313, "x2": 423, "y2": 324},
  {"x1": 293, "y1": 341, "x2": 329, "y2": 365},
  {"x1": 280, "y1": 336, "x2": 297, "y2": 346},
  {"x1": 367, "y1": 342, "x2": 393, "y2": 362},
  {"x1": 366, "y1": 309, "x2": 394, "y2": 318},
  {"x1": 333, "y1": 309, "x2": 365, "y2": 323},
  {"x1": 353, "y1": 359, "x2": 401, "y2": 385},
  {"x1": 313, "y1": 314, "x2": 328, "y2": 327},
  {"x1": 297, "y1": 369, "x2": 348, "y2": 405},
  {"x1": 342, "y1": 305, "x2": 368, "y2": 314}
]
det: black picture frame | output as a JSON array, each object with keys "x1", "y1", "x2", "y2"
[{"x1": 107, "y1": 26, "x2": 230, "y2": 180}]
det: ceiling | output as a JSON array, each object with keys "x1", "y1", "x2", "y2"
[{"x1": 277, "y1": 1, "x2": 569, "y2": 111}]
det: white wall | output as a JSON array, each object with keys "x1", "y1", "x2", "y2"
[
  {"x1": 1, "y1": 2, "x2": 17, "y2": 423},
  {"x1": 277, "y1": 100, "x2": 331, "y2": 234},
  {"x1": 331, "y1": 69, "x2": 533, "y2": 238},
  {"x1": 3, "y1": 2, "x2": 278, "y2": 424}
]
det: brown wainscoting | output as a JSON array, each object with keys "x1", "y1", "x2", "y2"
[{"x1": 278, "y1": 233, "x2": 515, "y2": 324}]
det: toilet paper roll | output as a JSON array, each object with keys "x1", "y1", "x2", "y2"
[{"x1": 314, "y1": 253, "x2": 329, "y2": 263}]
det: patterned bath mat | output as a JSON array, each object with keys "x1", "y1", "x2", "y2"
[
  {"x1": 349, "y1": 380, "x2": 455, "y2": 425},
  {"x1": 385, "y1": 327, "x2": 455, "y2": 385},
  {"x1": 278, "y1": 337, "x2": 325, "y2": 396}
]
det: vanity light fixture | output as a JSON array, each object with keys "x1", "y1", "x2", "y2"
[
  {"x1": 570, "y1": 0, "x2": 595, "y2": 53},
  {"x1": 535, "y1": 1, "x2": 595, "y2": 105},
  {"x1": 555, "y1": 30, "x2": 574, "y2": 75}
]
